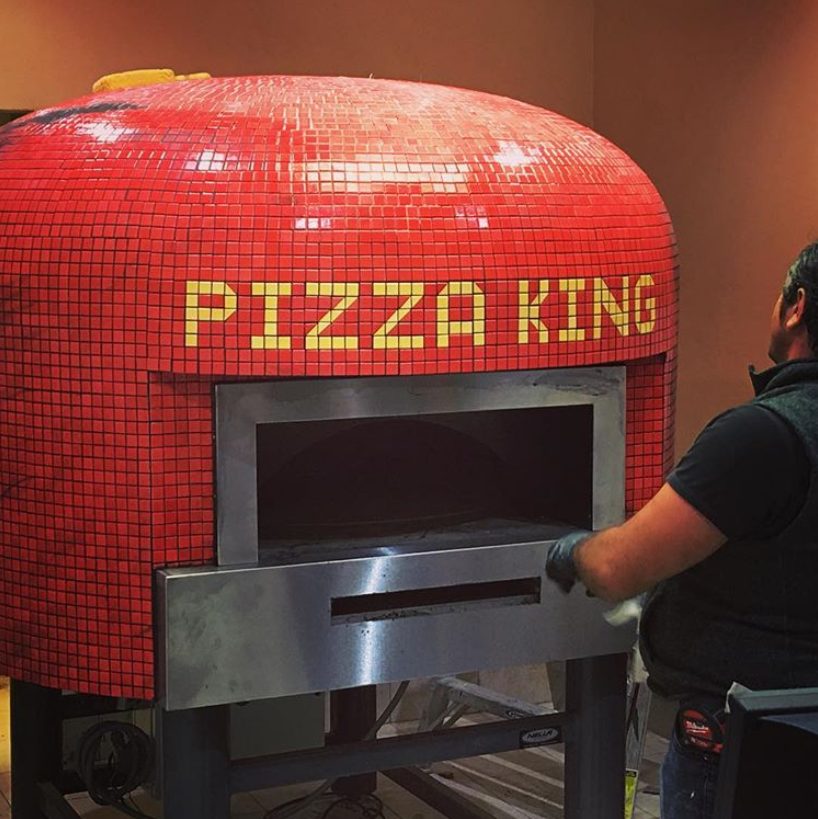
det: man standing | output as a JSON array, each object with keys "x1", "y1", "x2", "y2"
[{"x1": 546, "y1": 241, "x2": 818, "y2": 819}]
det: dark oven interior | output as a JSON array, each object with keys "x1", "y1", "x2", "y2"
[{"x1": 256, "y1": 405, "x2": 593, "y2": 545}]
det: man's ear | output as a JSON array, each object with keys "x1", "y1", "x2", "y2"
[{"x1": 785, "y1": 287, "x2": 808, "y2": 330}]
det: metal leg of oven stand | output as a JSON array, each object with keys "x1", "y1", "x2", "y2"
[
  {"x1": 10, "y1": 679, "x2": 62, "y2": 819},
  {"x1": 564, "y1": 653, "x2": 628, "y2": 819},
  {"x1": 159, "y1": 704, "x2": 230, "y2": 819},
  {"x1": 330, "y1": 686, "x2": 378, "y2": 798}
]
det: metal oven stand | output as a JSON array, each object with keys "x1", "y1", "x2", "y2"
[
  {"x1": 11, "y1": 657, "x2": 626, "y2": 819},
  {"x1": 158, "y1": 654, "x2": 627, "y2": 819}
]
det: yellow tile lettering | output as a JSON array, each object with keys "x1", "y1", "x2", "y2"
[
  {"x1": 518, "y1": 280, "x2": 550, "y2": 343},
  {"x1": 250, "y1": 283, "x2": 293, "y2": 349},
  {"x1": 634, "y1": 274, "x2": 657, "y2": 334},
  {"x1": 436, "y1": 282, "x2": 486, "y2": 348},
  {"x1": 593, "y1": 277, "x2": 630, "y2": 339},
  {"x1": 305, "y1": 282, "x2": 360, "y2": 350},
  {"x1": 558, "y1": 279, "x2": 586, "y2": 342},
  {"x1": 372, "y1": 283, "x2": 425, "y2": 349},
  {"x1": 184, "y1": 281, "x2": 237, "y2": 347}
]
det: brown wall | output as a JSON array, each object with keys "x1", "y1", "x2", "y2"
[
  {"x1": 0, "y1": 0, "x2": 594, "y2": 124},
  {"x1": 594, "y1": 0, "x2": 818, "y2": 454}
]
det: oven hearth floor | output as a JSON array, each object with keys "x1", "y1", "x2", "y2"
[{"x1": 0, "y1": 679, "x2": 665, "y2": 819}]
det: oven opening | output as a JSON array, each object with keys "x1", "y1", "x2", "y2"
[
  {"x1": 331, "y1": 577, "x2": 542, "y2": 623},
  {"x1": 256, "y1": 405, "x2": 593, "y2": 543}
]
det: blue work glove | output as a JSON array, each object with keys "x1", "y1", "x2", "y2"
[{"x1": 545, "y1": 530, "x2": 593, "y2": 594}]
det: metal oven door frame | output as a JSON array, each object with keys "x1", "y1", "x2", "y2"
[{"x1": 214, "y1": 366, "x2": 626, "y2": 566}]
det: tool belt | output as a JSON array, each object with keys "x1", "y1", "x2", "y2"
[{"x1": 675, "y1": 696, "x2": 727, "y2": 756}]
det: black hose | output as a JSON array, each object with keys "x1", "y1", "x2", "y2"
[{"x1": 77, "y1": 720, "x2": 154, "y2": 819}]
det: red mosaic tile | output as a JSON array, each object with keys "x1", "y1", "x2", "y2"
[{"x1": 0, "y1": 76, "x2": 678, "y2": 699}]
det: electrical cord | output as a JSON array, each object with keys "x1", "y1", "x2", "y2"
[
  {"x1": 318, "y1": 793, "x2": 385, "y2": 819},
  {"x1": 77, "y1": 720, "x2": 154, "y2": 819},
  {"x1": 264, "y1": 681, "x2": 410, "y2": 819}
]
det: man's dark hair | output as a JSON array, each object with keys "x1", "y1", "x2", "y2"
[{"x1": 782, "y1": 241, "x2": 818, "y2": 355}]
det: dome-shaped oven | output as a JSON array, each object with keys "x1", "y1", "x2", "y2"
[{"x1": 0, "y1": 76, "x2": 677, "y2": 698}]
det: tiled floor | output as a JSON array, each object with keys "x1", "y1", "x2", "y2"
[{"x1": 0, "y1": 680, "x2": 665, "y2": 819}]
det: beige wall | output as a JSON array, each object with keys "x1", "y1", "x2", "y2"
[
  {"x1": 594, "y1": 0, "x2": 818, "y2": 454},
  {"x1": 0, "y1": 0, "x2": 594, "y2": 124}
]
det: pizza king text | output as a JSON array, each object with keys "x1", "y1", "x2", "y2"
[{"x1": 184, "y1": 275, "x2": 658, "y2": 349}]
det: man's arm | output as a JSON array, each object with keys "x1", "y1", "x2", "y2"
[
  {"x1": 572, "y1": 483, "x2": 727, "y2": 602},
  {"x1": 546, "y1": 403, "x2": 807, "y2": 601}
]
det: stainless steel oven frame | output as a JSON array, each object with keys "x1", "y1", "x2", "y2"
[{"x1": 156, "y1": 366, "x2": 634, "y2": 711}]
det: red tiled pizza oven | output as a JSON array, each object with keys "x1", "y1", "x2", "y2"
[{"x1": 0, "y1": 76, "x2": 677, "y2": 701}]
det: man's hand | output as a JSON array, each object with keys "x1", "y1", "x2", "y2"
[
  {"x1": 545, "y1": 530, "x2": 592, "y2": 594},
  {"x1": 565, "y1": 485, "x2": 728, "y2": 601}
]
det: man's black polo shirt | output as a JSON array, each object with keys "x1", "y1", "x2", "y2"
[{"x1": 667, "y1": 402, "x2": 809, "y2": 541}]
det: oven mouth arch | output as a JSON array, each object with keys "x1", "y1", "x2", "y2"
[{"x1": 257, "y1": 417, "x2": 514, "y2": 540}]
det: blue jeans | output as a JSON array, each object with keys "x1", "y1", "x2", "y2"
[{"x1": 660, "y1": 730, "x2": 721, "y2": 819}]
